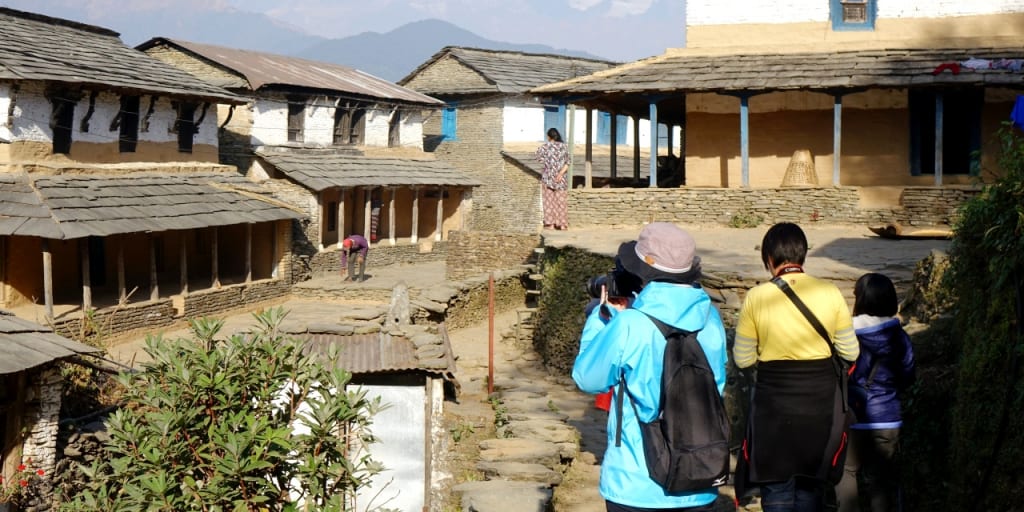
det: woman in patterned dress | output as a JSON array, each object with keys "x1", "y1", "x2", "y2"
[{"x1": 536, "y1": 127, "x2": 571, "y2": 230}]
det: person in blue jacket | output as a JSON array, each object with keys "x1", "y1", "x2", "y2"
[
  {"x1": 837, "y1": 273, "x2": 916, "y2": 512},
  {"x1": 572, "y1": 222, "x2": 728, "y2": 512}
]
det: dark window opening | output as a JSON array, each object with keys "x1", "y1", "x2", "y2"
[
  {"x1": 119, "y1": 95, "x2": 140, "y2": 153},
  {"x1": 334, "y1": 105, "x2": 365, "y2": 145},
  {"x1": 909, "y1": 89, "x2": 983, "y2": 176},
  {"x1": 327, "y1": 201, "x2": 338, "y2": 231},
  {"x1": 288, "y1": 98, "x2": 305, "y2": 143},
  {"x1": 176, "y1": 102, "x2": 197, "y2": 153},
  {"x1": 388, "y1": 112, "x2": 400, "y2": 147},
  {"x1": 50, "y1": 95, "x2": 76, "y2": 154}
]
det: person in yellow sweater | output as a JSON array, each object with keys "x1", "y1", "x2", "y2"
[{"x1": 733, "y1": 222, "x2": 859, "y2": 512}]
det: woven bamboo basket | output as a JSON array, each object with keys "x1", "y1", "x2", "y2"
[{"x1": 780, "y1": 149, "x2": 819, "y2": 187}]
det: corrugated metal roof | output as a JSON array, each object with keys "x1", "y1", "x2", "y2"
[
  {"x1": 300, "y1": 327, "x2": 456, "y2": 376},
  {"x1": 0, "y1": 310, "x2": 102, "y2": 375},
  {"x1": 255, "y1": 149, "x2": 482, "y2": 191},
  {"x1": 399, "y1": 46, "x2": 619, "y2": 96},
  {"x1": 139, "y1": 38, "x2": 443, "y2": 107},
  {"x1": 0, "y1": 8, "x2": 241, "y2": 103},
  {"x1": 534, "y1": 45, "x2": 1024, "y2": 96},
  {"x1": 0, "y1": 172, "x2": 304, "y2": 239}
]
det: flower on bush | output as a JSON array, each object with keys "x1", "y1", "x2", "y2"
[{"x1": 0, "y1": 459, "x2": 45, "y2": 505}]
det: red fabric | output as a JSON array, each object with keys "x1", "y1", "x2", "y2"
[
  {"x1": 594, "y1": 388, "x2": 613, "y2": 411},
  {"x1": 931, "y1": 62, "x2": 961, "y2": 75}
]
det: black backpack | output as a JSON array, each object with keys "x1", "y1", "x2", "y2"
[{"x1": 615, "y1": 311, "x2": 730, "y2": 492}]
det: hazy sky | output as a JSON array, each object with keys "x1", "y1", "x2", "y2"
[{"x1": 1, "y1": 0, "x2": 685, "y2": 61}]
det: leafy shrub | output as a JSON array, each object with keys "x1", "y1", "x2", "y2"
[
  {"x1": 728, "y1": 211, "x2": 764, "y2": 228},
  {"x1": 60, "y1": 308, "x2": 386, "y2": 511}
]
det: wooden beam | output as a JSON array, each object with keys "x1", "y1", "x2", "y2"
[
  {"x1": 567, "y1": 105, "x2": 576, "y2": 184},
  {"x1": 649, "y1": 101, "x2": 659, "y2": 188},
  {"x1": 211, "y1": 227, "x2": 220, "y2": 288},
  {"x1": 740, "y1": 95, "x2": 750, "y2": 188},
  {"x1": 317, "y1": 192, "x2": 325, "y2": 252},
  {"x1": 667, "y1": 123, "x2": 674, "y2": 156},
  {"x1": 81, "y1": 239, "x2": 92, "y2": 311},
  {"x1": 42, "y1": 239, "x2": 53, "y2": 321},
  {"x1": 935, "y1": 92, "x2": 944, "y2": 186},
  {"x1": 245, "y1": 223, "x2": 252, "y2": 283},
  {"x1": 633, "y1": 116, "x2": 641, "y2": 180},
  {"x1": 609, "y1": 114, "x2": 618, "y2": 179},
  {"x1": 337, "y1": 188, "x2": 346, "y2": 249},
  {"x1": 179, "y1": 231, "x2": 188, "y2": 296},
  {"x1": 388, "y1": 187, "x2": 396, "y2": 246},
  {"x1": 435, "y1": 187, "x2": 444, "y2": 242},
  {"x1": 118, "y1": 237, "x2": 126, "y2": 302},
  {"x1": 584, "y1": 107, "x2": 593, "y2": 189},
  {"x1": 833, "y1": 94, "x2": 843, "y2": 186},
  {"x1": 149, "y1": 235, "x2": 158, "y2": 301},
  {"x1": 363, "y1": 188, "x2": 372, "y2": 240},
  {"x1": 411, "y1": 188, "x2": 420, "y2": 244}
]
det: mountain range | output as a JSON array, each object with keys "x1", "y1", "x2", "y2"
[{"x1": 2, "y1": 3, "x2": 609, "y2": 83}]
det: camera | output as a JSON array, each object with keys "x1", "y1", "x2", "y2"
[{"x1": 586, "y1": 269, "x2": 642, "y2": 299}]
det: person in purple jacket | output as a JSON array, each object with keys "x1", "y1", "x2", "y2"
[
  {"x1": 837, "y1": 273, "x2": 916, "y2": 512},
  {"x1": 340, "y1": 234, "x2": 369, "y2": 282}
]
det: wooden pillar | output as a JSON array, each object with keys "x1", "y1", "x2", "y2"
[
  {"x1": 117, "y1": 237, "x2": 126, "y2": 302},
  {"x1": 388, "y1": 187, "x2": 396, "y2": 246},
  {"x1": 411, "y1": 187, "x2": 420, "y2": 244},
  {"x1": 567, "y1": 105, "x2": 576, "y2": 185},
  {"x1": 609, "y1": 114, "x2": 618, "y2": 179},
  {"x1": 667, "y1": 123, "x2": 674, "y2": 156},
  {"x1": 245, "y1": 223, "x2": 252, "y2": 283},
  {"x1": 435, "y1": 187, "x2": 444, "y2": 242},
  {"x1": 740, "y1": 95, "x2": 750, "y2": 188},
  {"x1": 584, "y1": 107, "x2": 593, "y2": 189},
  {"x1": 833, "y1": 94, "x2": 843, "y2": 186},
  {"x1": 81, "y1": 239, "x2": 92, "y2": 311},
  {"x1": 317, "y1": 192, "x2": 325, "y2": 252},
  {"x1": 363, "y1": 188, "x2": 372, "y2": 240},
  {"x1": 934, "y1": 92, "x2": 944, "y2": 186},
  {"x1": 179, "y1": 232, "x2": 188, "y2": 296},
  {"x1": 337, "y1": 188, "x2": 346, "y2": 248},
  {"x1": 211, "y1": 227, "x2": 220, "y2": 288},
  {"x1": 459, "y1": 189, "x2": 471, "y2": 231},
  {"x1": 42, "y1": 240, "x2": 53, "y2": 320},
  {"x1": 633, "y1": 116, "x2": 641, "y2": 180},
  {"x1": 149, "y1": 234, "x2": 158, "y2": 301},
  {"x1": 271, "y1": 222, "x2": 280, "y2": 280},
  {"x1": 649, "y1": 101, "x2": 659, "y2": 188}
]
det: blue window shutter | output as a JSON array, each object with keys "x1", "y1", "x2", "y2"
[
  {"x1": 830, "y1": 0, "x2": 876, "y2": 31},
  {"x1": 441, "y1": 106, "x2": 457, "y2": 141},
  {"x1": 597, "y1": 112, "x2": 611, "y2": 144},
  {"x1": 543, "y1": 105, "x2": 567, "y2": 139},
  {"x1": 615, "y1": 115, "x2": 628, "y2": 145}
]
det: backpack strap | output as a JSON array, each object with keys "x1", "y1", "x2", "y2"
[{"x1": 771, "y1": 276, "x2": 850, "y2": 410}]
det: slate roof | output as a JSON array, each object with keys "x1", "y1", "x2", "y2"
[
  {"x1": 0, "y1": 172, "x2": 304, "y2": 239},
  {"x1": 0, "y1": 8, "x2": 240, "y2": 103},
  {"x1": 137, "y1": 38, "x2": 443, "y2": 107},
  {"x1": 255, "y1": 150, "x2": 482, "y2": 191},
  {"x1": 300, "y1": 326, "x2": 457, "y2": 377},
  {"x1": 533, "y1": 46, "x2": 1024, "y2": 96},
  {"x1": 398, "y1": 46, "x2": 619, "y2": 95},
  {"x1": 0, "y1": 310, "x2": 101, "y2": 375}
]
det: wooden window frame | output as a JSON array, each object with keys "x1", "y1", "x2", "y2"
[
  {"x1": 287, "y1": 97, "x2": 305, "y2": 143},
  {"x1": 119, "y1": 95, "x2": 140, "y2": 153},
  {"x1": 49, "y1": 93, "x2": 76, "y2": 155},
  {"x1": 176, "y1": 102, "x2": 197, "y2": 154},
  {"x1": 830, "y1": 0, "x2": 876, "y2": 31}
]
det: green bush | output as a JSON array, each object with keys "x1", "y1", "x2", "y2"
[
  {"x1": 60, "y1": 308, "x2": 387, "y2": 512},
  {"x1": 945, "y1": 123, "x2": 1024, "y2": 509}
]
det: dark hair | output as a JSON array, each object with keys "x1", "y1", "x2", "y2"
[
  {"x1": 853, "y1": 272, "x2": 899, "y2": 317},
  {"x1": 760, "y1": 222, "x2": 807, "y2": 270},
  {"x1": 547, "y1": 127, "x2": 563, "y2": 142}
]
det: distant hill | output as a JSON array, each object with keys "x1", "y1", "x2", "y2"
[{"x1": 296, "y1": 19, "x2": 611, "y2": 82}]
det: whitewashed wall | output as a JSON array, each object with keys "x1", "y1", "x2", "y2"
[
  {"x1": 687, "y1": 0, "x2": 1024, "y2": 25},
  {"x1": 364, "y1": 108, "x2": 390, "y2": 146},
  {"x1": 252, "y1": 97, "x2": 426, "y2": 149},
  {"x1": 399, "y1": 110, "x2": 424, "y2": 150},
  {"x1": 1, "y1": 81, "x2": 219, "y2": 147},
  {"x1": 503, "y1": 102, "x2": 547, "y2": 142}
]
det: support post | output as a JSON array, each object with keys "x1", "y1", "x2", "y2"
[
  {"x1": 118, "y1": 237, "x2": 126, "y2": 302},
  {"x1": 211, "y1": 227, "x2": 220, "y2": 288},
  {"x1": 435, "y1": 187, "x2": 444, "y2": 242},
  {"x1": 388, "y1": 187, "x2": 396, "y2": 246},
  {"x1": 411, "y1": 188, "x2": 420, "y2": 244},
  {"x1": 609, "y1": 114, "x2": 618, "y2": 179},
  {"x1": 649, "y1": 100, "x2": 659, "y2": 188},
  {"x1": 363, "y1": 188, "x2": 372, "y2": 240},
  {"x1": 567, "y1": 105, "x2": 576, "y2": 185},
  {"x1": 584, "y1": 107, "x2": 593, "y2": 189},
  {"x1": 150, "y1": 235, "x2": 158, "y2": 301},
  {"x1": 337, "y1": 188, "x2": 346, "y2": 248},
  {"x1": 81, "y1": 239, "x2": 92, "y2": 311},
  {"x1": 180, "y1": 232, "x2": 188, "y2": 296},
  {"x1": 42, "y1": 239, "x2": 53, "y2": 321},
  {"x1": 317, "y1": 192, "x2": 325, "y2": 252},
  {"x1": 935, "y1": 92, "x2": 944, "y2": 186},
  {"x1": 633, "y1": 116, "x2": 641, "y2": 180},
  {"x1": 740, "y1": 95, "x2": 750, "y2": 188},
  {"x1": 833, "y1": 94, "x2": 843, "y2": 186},
  {"x1": 667, "y1": 123, "x2": 674, "y2": 156},
  {"x1": 245, "y1": 223, "x2": 252, "y2": 283}
]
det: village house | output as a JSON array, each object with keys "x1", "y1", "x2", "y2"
[
  {"x1": 532, "y1": 1, "x2": 1024, "y2": 227},
  {"x1": 137, "y1": 39, "x2": 481, "y2": 276},
  {"x1": 399, "y1": 47, "x2": 688, "y2": 233},
  {"x1": 0, "y1": 8, "x2": 304, "y2": 339}
]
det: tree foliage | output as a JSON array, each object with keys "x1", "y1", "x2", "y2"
[
  {"x1": 60, "y1": 308, "x2": 386, "y2": 512},
  {"x1": 946, "y1": 123, "x2": 1024, "y2": 509}
]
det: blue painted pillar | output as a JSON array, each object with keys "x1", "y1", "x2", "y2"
[
  {"x1": 833, "y1": 94, "x2": 842, "y2": 186},
  {"x1": 934, "y1": 93, "x2": 944, "y2": 186},
  {"x1": 649, "y1": 100, "x2": 659, "y2": 188},
  {"x1": 740, "y1": 95, "x2": 750, "y2": 188}
]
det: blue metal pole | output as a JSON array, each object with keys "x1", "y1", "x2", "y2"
[
  {"x1": 740, "y1": 95, "x2": 750, "y2": 188},
  {"x1": 649, "y1": 101, "x2": 659, "y2": 188},
  {"x1": 934, "y1": 93, "x2": 944, "y2": 186},
  {"x1": 833, "y1": 94, "x2": 842, "y2": 186}
]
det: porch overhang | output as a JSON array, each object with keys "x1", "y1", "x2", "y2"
[{"x1": 0, "y1": 310, "x2": 101, "y2": 375}]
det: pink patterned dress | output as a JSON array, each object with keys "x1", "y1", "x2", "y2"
[{"x1": 536, "y1": 140, "x2": 570, "y2": 229}]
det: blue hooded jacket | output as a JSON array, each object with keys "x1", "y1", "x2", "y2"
[
  {"x1": 573, "y1": 281, "x2": 728, "y2": 509},
  {"x1": 848, "y1": 315, "x2": 916, "y2": 429}
]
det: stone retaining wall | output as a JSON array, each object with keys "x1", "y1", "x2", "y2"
[
  {"x1": 182, "y1": 279, "x2": 291, "y2": 319},
  {"x1": 302, "y1": 242, "x2": 450, "y2": 279},
  {"x1": 53, "y1": 300, "x2": 177, "y2": 341},
  {"x1": 445, "y1": 231, "x2": 541, "y2": 280},
  {"x1": 568, "y1": 186, "x2": 979, "y2": 227}
]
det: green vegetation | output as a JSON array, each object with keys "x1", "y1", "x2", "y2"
[
  {"x1": 60, "y1": 308, "x2": 386, "y2": 512},
  {"x1": 728, "y1": 211, "x2": 764, "y2": 228}
]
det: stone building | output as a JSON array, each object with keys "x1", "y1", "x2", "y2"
[
  {"x1": 137, "y1": 39, "x2": 480, "y2": 275},
  {"x1": 0, "y1": 8, "x2": 303, "y2": 338},
  {"x1": 399, "y1": 47, "x2": 642, "y2": 233}
]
